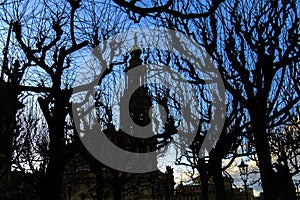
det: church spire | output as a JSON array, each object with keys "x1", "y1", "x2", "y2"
[
  {"x1": 131, "y1": 32, "x2": 140, "y2": 53},
  {"x1": 126, "y1": 32, "x2": 142, "y2": 71}
]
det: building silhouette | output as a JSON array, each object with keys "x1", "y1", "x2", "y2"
[
  {"x1": 61, "y1": 33, "x2": 175, "y2": 200},
  {"x1": 61, "y1": 154, "x2": 175, "y2": 200},
  {"x1": 175, "y1": 175, "x2": 256, "y2": 200}
]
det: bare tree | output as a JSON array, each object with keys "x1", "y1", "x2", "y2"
[
  {"x1": 0, "y1": 14, "x2": 27, "y2": 179},
  {"x1": 213, "y1": 1, "x2": 300, "y2": 199},
  {"x1": 11, "y1": 95, "x2": 49, "y2": 197},
  {"x1": 114, "y1": 1, "x2": 300, "y2": 200},
  {"x1": 268, "y1": 111, "x2": 300, "y2": 199},
  {"x1": 1, "y1": 0, "x2": 129, "y2": 199},
  {"x1": 270, "y1": 114, "x2": 300, "y2": 176},
  {"x1": 113, "y1": 0, "x2": 224, "y2": 23}
]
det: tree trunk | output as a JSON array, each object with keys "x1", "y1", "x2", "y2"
[
  {"x1": 210, "y1": 157, "x2": 227, "y2": 200},
  {"x1": 95, "y1": 171, "x2": 104, "y2": 200},
  {"x1": 40, "y1": 123, "x2": 65, "y2": 200},
  {"x1": 112, "y1": 183, "x2": 122, "y2": 200},
  {"x1": 197, "y1": 159, "x2": 209, "y2": 200},
  {"x1": 252, "y1": 114, "x2": 277, "y2": 200},
  {"x1": 39, "y1": 95, "x2": 66, "y2": 200},
  {"x1": 274, "y1": 161, "x2": 297, "y2": 200},
  {"x1": 90, "y1": 161, "x2": 104, "y2": 200},
  {"x1": 0, "y1": 85, "x2": 20, "y2": 177},
  {"x1": 41, "y1": 153, "x2": 65, "y2": 200}
]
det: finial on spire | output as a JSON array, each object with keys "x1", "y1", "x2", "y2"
[
  {"x1": 130, "y1": 32, "x2": 142, "y2": 55},
  {"x1": 134, "y1": 31, "x2": 138, "y2": 46},
  {"x1": 125, "y1": 31, "x2": 142, "y2": 72}
]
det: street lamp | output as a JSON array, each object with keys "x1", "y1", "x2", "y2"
[
  {"x1": 238, "y1": 159, "x2": 249, "y2": 200},
  {"x1": 295, "y1": 180, "x2": 300, "y2": 199}
]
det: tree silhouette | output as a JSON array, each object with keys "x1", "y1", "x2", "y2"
[
  {"x1": 0, "y1": 0, "x2": 128, "y2": 199},
  {"x1": 215, "y1": 2, "x2": 300, "y2": 199},
  {"x1": 1, "y1": 0, "x2": 299, "y2": 199},
  {"x1": 115, "y1": 1, "x2": 300, "y2": 200}
]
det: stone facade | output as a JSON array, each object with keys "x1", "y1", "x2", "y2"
[
  {"x1": 61, "y1": 154, "x2": 175, "y2": 200},
  {"x1": 175, "y1": 176, "x2": 256, "y2": 200},
  {"x1": 0, "y1": 171, "x2": 38, "y2": 200}
]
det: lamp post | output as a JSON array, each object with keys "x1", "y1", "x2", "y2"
[
  {"x1": 295, "y1": 180, "x2": 300, "y2": 199},
  {"x1": 238, "y1": 159, "x2": 249, "y2": 200}
]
